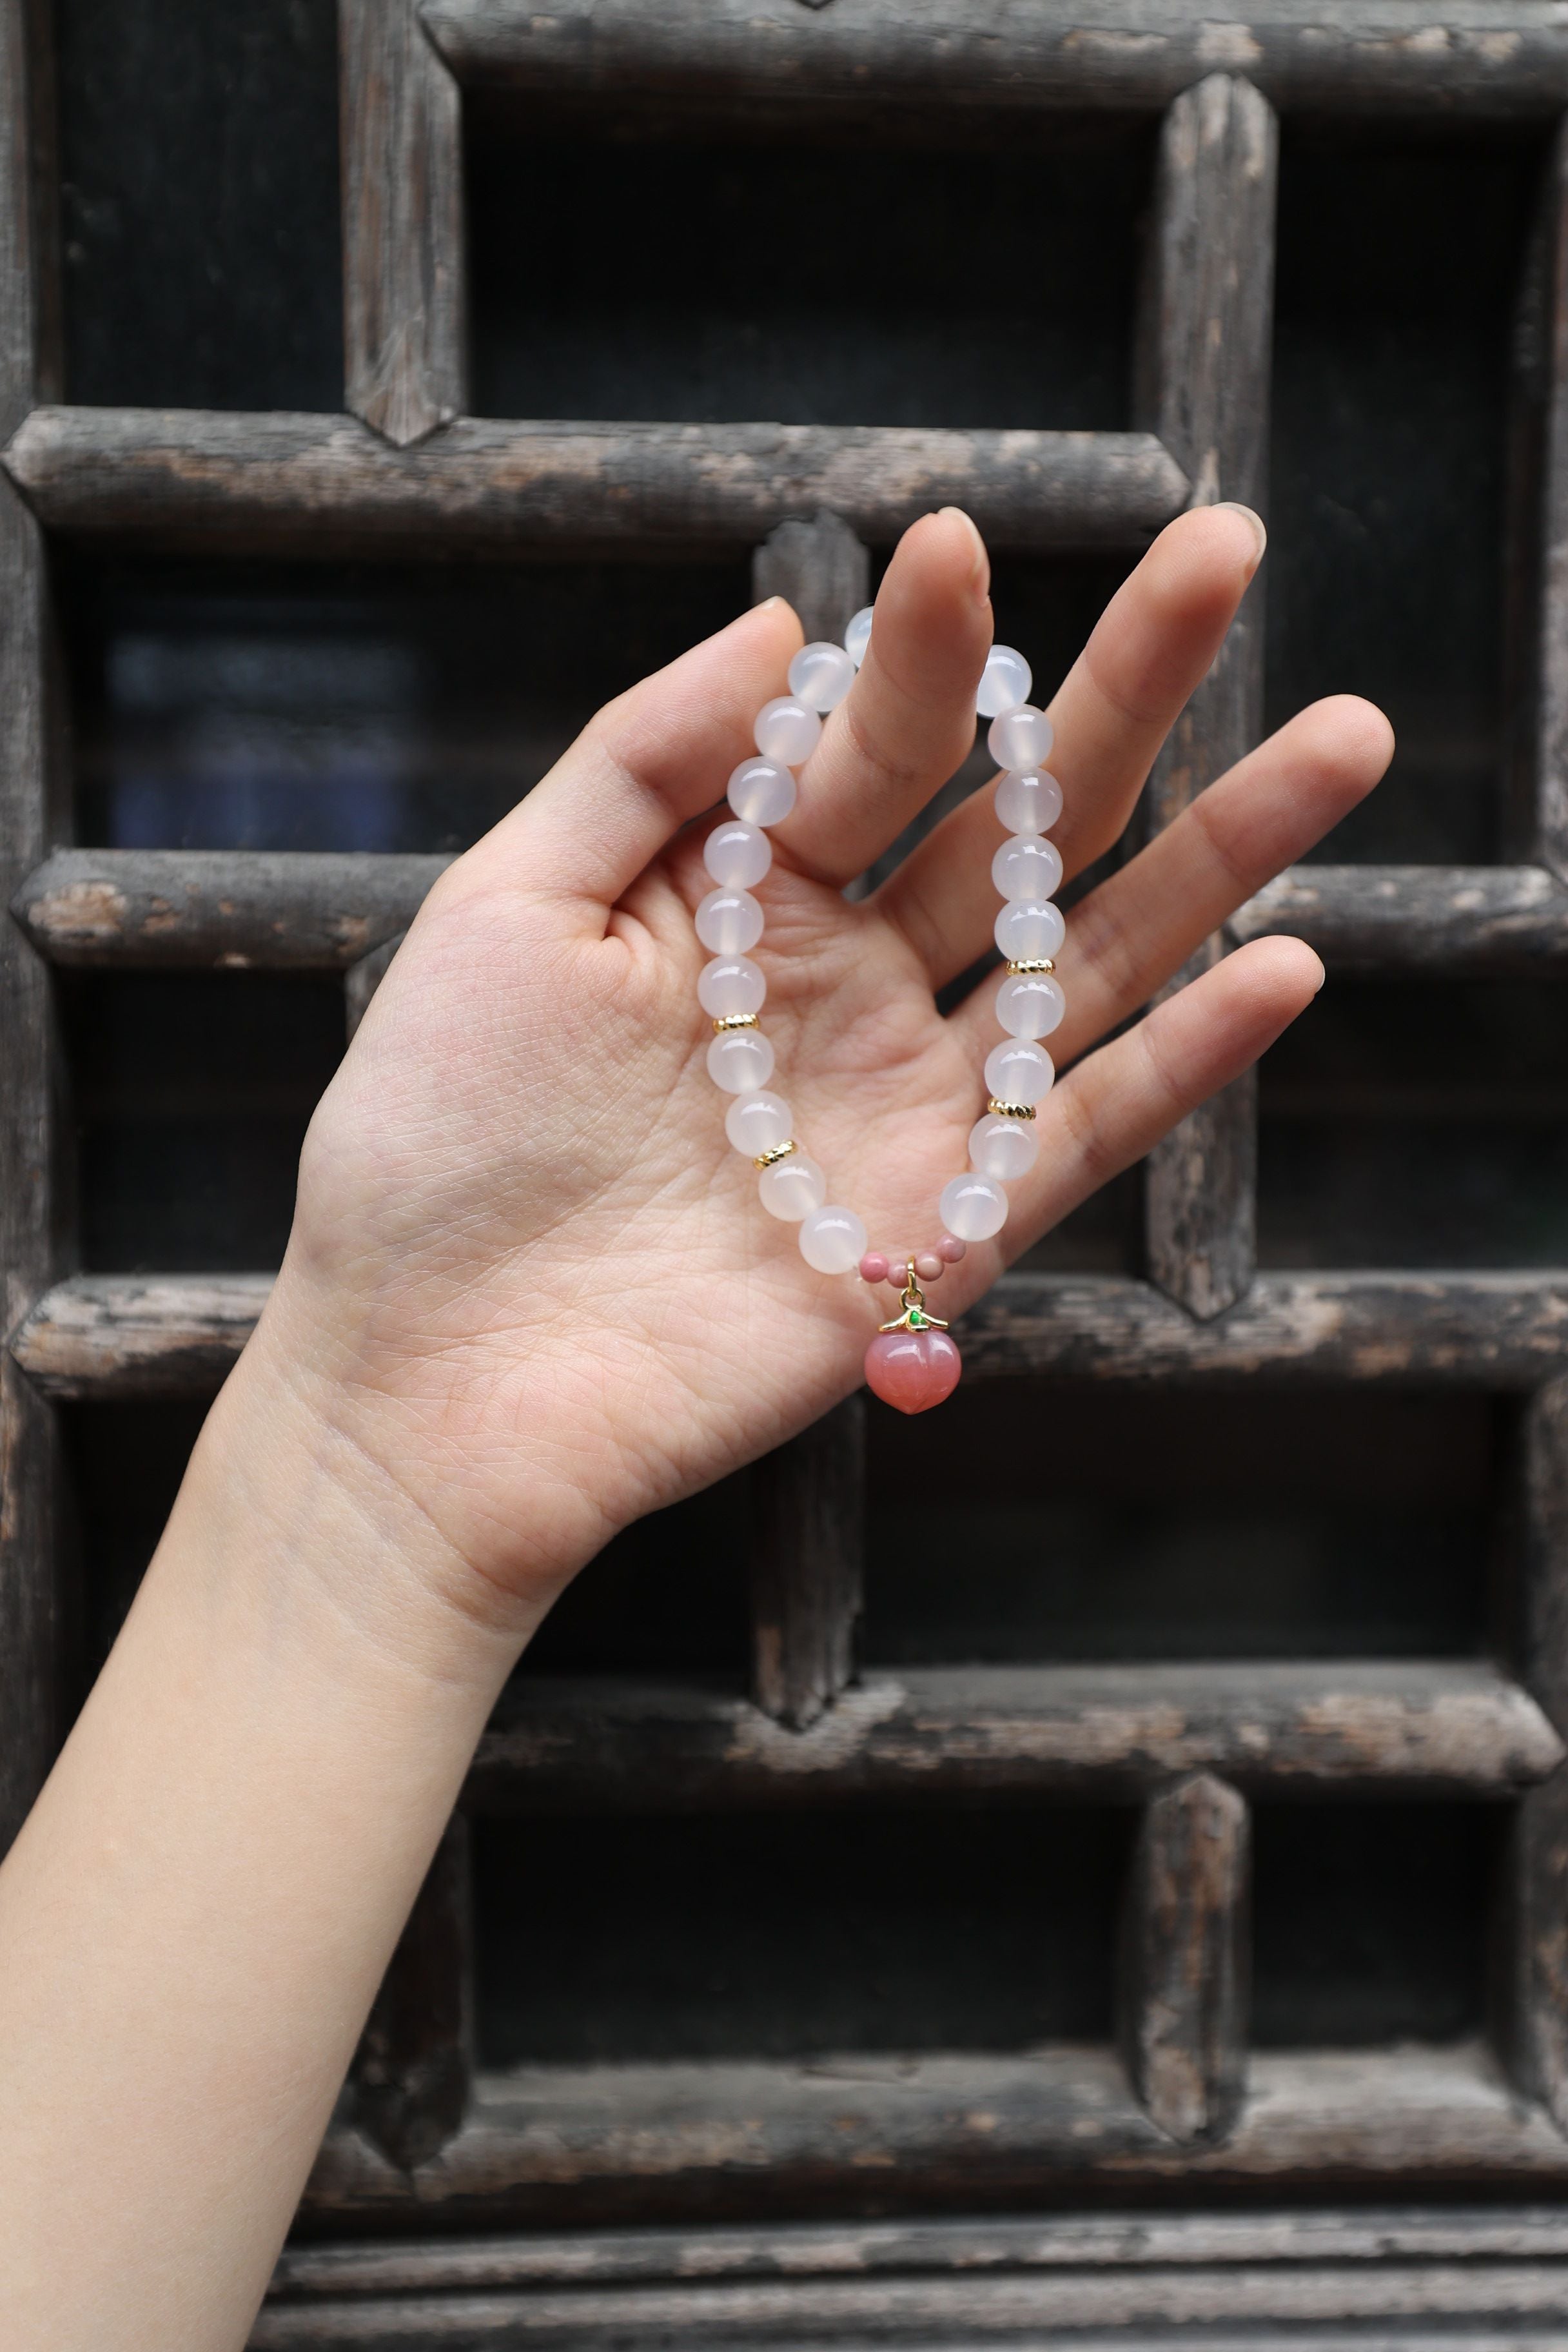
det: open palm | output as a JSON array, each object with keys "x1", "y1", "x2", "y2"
[{"x1": 257, "y1": 506, "x2": 1391, "y2": 1623}]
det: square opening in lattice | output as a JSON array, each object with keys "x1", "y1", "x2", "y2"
[
  {"x1": 861, "y1": 1380, "x2": 1495, "y2": 1667},
  {"x1": 465, "y1": 101, "x2": 1152, "y2": 431},
  {"x1": 517, "y1": 1475, "x2": 752, "y2": 1681},
  {"x1": 1268, "y1": 123, "x2": 1549, "y2": 865},
  {"x1": 471, "y1": 1803, "x2": 1132, "y2": 2068}
]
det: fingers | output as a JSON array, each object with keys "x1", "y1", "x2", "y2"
[
  {"x1": 771, "y1": 508, "x2": 994, "y2": 888},
  {"x1": 946, "y1": 692, "x2": 1393, "y2": 1066},
  {"x1": 441, "y1": 597, "x2": 804, "y2": 920},
  {"x1": 1006, "y1": 935, "x2": 1324, "y2": 1257},
  {"x1": 877, "y1": 504, "x2": 1266, "y2": 978}
]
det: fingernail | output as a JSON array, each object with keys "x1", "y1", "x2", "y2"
[
  {"x1": 754, "y1": 594, "x2": 787, "y2": 613},
  {"x1": 1214, "y1": 501, "x2": 1268, "y2": 567},
  {"x1": 940, "y1": 505, "x2": 990, "y2": 602}
]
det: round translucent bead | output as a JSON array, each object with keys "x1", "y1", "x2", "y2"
[
  {"x1": 995, "y1": 899, "x2": 1066, "y2": 963},
  {"x1": 754, "y1": 696, "x2": 822, "y2": 767},
  {"x1": 695, "y1": 887, "x2": 763, "y2": 956},
  {"x1": 789, "y1": 642, "x2": 856, "y2": 713},
  {"x1": 985, "y1": 1037, "x2": 1055, "y2": 1106},
  {"x1": 799, "y1": 1204, "x2": 868, "y2": 1275},
  {"x1": 725, "y1": 1089, "x2": 792, "y2": 1156},
  {"x1": 707, "y1": 1027, "x2": 776, "y2": 1093},
  {"x1": 994, "y1": 769, "x2": 1064, "y2": 834},
  {"x1": 727, "y1": 757, "x2": 796, "y2": 828},
  {"x1": 698, "y1": 955, "x2": 765, "y2": 1020},
  {"x1": 988, "y1": 704, "x2": 1054, "y2": 774},
  {"x1": 759, "y1": 1152, "x2": 827, "y2": 1222},
  {"x1": 968, "y1": 1112, "x2": 1039, "y2": 1181},
  {"x1": 976, "y1": 644, "x2": 1032, "y2": 719},
  {"x1": 996, "y1": 970, "x2": 1066, "y2": 1039},
  {"x1": 845, "y1": 606, "x2": 874, "y2": 666},
  {"x1": 939, "y1": 1172, "x2": 1008, "y2": 1242},
  {"x1": 703, "y1": 818, "x2": 772, "y2": 890},
  {"x1": 992, "y1": 834, "x2": 1064, "y2": 902}
]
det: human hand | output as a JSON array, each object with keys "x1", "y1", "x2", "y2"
[{"x1": 244, "y1": 504, "x2": 1391, "y2": 1638}]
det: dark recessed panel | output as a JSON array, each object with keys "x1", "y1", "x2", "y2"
[
  {"x1": 63, "y1": 1399, "x2": 211, "y2": 1692},
  {"x1": 1268, "y1": 127, "x2": 1545, "y2": 863},
  {"x1": 55, "y1": 0, "x2": 342, "y2": 409},
  {"x1": 1259, "y1": 976, "x2": 1568, "y2": 1267},
  {"x1": 474, "y1": 1803, "x2": 1130, "y2": 2066},
  {"x1": 1251, "y1": 1801, "x2": 1501, "y2": 2046},
  {"x1": 520, "y1": 1475, "x2": 752, "y2": 1681},
  {"x1": 862, "y1": 1382, "x2": 1493, "y2": 1666},
  {"x1": 467, "y1": 110, "x2": 1151, "y2": 430}
]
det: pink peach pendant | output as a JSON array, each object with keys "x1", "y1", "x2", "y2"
[{"x1": 863, "y1": 1266, "x2": 962, "y2": 1415}]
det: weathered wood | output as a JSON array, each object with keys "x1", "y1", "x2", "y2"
[
  {"x1": 340, "y1": 0, "x2": 467, "y2": 446},
  {"x1": 0, "y1": 0, "x2": 64, "y2": 1857},
  {"x1": 350, "y1": 1816, "x2": 471, "y2": 2173},
  {"x1": 1505, "y1": 1376, "x2": 1568, "y2": 2134},
  {"x1": 750, "y1": 1397, "x2": 865, "y2": 1730},
  {"x1": 1119, "y1": 1773, "x2": 1250, "y2": 2146},
  {"x1": 23, "y1": 1269, "x2": 1568, "y2": 1397},
  {"x1": 420, "y1": 0, "x2": 1568, "y2": 115},
  {"x1": 1534, "y1": 128, "x2": 1568, "y2": 878},
  {"x1": 1139, "y1": 75, "x2": 1277, "y2": 1321},
  {"x1": 1230, "y1": 862, "x2": 1568, "y2": 969},
  {"x1": 464, "y1": 1661, "x2": 1560, "y2": 1811},
  {"x1": 2, "y1": 408, "x2": 1190, "y2": 556},
  {"x1": 301, "y1": 2042, "x2": 1568, "y2": 2228},
  {"x1": 13, "y1": 850, "x2": 449, "y2": 969},
  {"x1": 751, "y1": 511, "x2": 870, "y2": 649}
]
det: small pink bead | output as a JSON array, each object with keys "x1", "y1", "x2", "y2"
[
  {"x1": 937, "y1": 1233, "x2": 967, "y2": 1264},
  {"x1": 858, "y1": 1251, "x2": 890, "y2": 1284},
  {"x1": 915, "y1": 1251, "x2": 945, "y2": 1282}
]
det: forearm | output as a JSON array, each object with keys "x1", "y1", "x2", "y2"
[{"x1": 0, "y1": 1322, "x2": 534, "y2": 2351}]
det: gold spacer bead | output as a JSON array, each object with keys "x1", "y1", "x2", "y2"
[
  {"x1": 753, "y1": 1139, "x2": 797, "y2": 1170},
  {"x1": 1004, "y1": 957, "x2": 1055, "y2": 976},
  {"x1": 987, "y1": 1098, "x2": 1036, "y2": 1121},
  {"x1": 712, "y1": 1012, "x2": 760, "y2": 1032}
]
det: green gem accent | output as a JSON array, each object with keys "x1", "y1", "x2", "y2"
[{"x1": 906, "y1": 1306, "x2": 929, "y2": 1328}]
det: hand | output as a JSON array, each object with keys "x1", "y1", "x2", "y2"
[{"x1": 246, "y1": 504, "x2": 1391, "y2": 1636}]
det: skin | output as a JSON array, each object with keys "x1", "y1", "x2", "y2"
[{"x1": 0, "y1": 506, "x2": 1391, "y2": 2348}]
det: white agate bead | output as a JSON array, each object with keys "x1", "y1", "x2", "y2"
[
  {"x1": 968, "y1": 1112, "x2": 1039, "y2": 1181},
  {"x1": 994, "y1": 769, "x2": 1063, "y2": 834},
  {"x1": 988, "y1": 704, "x2": 1054, "y2": 774},
  {"x1": 845, "y1": 606, "x2": 874, "y2": 666},
  {"x1": 754, "y1": 696, "x2": 821, "y2": 767},
  {"x1": 698, "y1": 955, "x2": 765, "y2": 1020},
  {"x1": 985, "y1": 1037, "x2": 1055, "y2": 1106},
  {"x1": 725, "y1": 1089, "x2": 792, "y2": 1156},
  {"x1": 789, "y1": 642, "x2": 856, "y2": 713},
  {"x1": 976, "y1": 644, "x2": 1032, "y2": 719},
  {"x1": 995, "y1": 899, "x2": 1066, "y2": 963},
  {"x1": 939, "y1": 1171, "x2": 1008, "y2": 1242},
  {"x1": 992, "y1": 834, "x2": 1063, "y2": 902},
  {"x1": 997, "y1": 969, "x2": 1066, "y2": 1039},
  {"x1": 695, "y1": 887, "x2": 763, "y2": 956},
  {"x1": 703, "y1": 818, "x2": 772, "y2": 890},
  {"x1": 799, "y1": 1204, "x2": 868, "y2": 1275},
  {"x1": 727, "y1": 756, "x2": 796, "y2": 828},
  {"x1": 759, "y1": 1151, "x2": 827, "y2": 1221},
  {"x1": 707, "y1": 1027, "x2": 776, "y2": 1093}
]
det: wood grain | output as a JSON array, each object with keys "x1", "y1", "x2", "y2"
[
  {"x1": 1138, "y1": 74, "x2": 1277, "y2": 1322},
  {"x1": 349, "y1": 1816, "x2": 472, "y2": 2173},
  {"x1": 1230, "y1": 863, "x2": 1568, "y2": 969},
  {"x1": 1119, "y1": 1774, "x2": 1250, "y2": 2146},
  {"x1": 1534, "y1": 127, "x2": 1568, "y2": 877},
  {"x1": 340, "y1": 0, "x2": 467, "y2": 445},
  {"x1": 2, "y1": 407, "x2": 1189, "y2": 555},
  {"x1": 1504, "y1": 1376, "x2": 1568, "y2": 2135},
  {"x1": 465, "y1": 1661, "x2": 1561, "y2": 1811},
  {"x1": 10, "y1": 1273, "x2": 274, "y2": 1396},
  {"x1": 751, "y1": 1398, "x2": 865, "y2": 1733}
]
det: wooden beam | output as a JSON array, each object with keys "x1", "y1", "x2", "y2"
[
  {"x1": 1534, "y1": 127, "x2": 1568, "y2": 879},
  {"x1": 1, "y1": 408, "x2": 1189, "y2": 556},
  {"x1": 1118, "y1": 1772, "x2": 1250, "y2": 2146},
  {"x1": 349, "y1": 1814, "x2": 471, "y2": 2173},
  {"x1": 12, "y1": 848, "x2": 449, "y2": 969},
  {"x1": 464, "y1": 1661, "x2": 1561, "y2": 1812},
  {"x1": 750, "y1": 1397, "x2": 865, "y2": 1732},
  {"x1": 301, "y1": 2041, "x2": 1568, "y2": 2226},
  {"x1": 23, "y1": 1268, "x2": 1568, "y2": 1397},
  {"x1": 418, "y1": 0, "x2": 1568, "y2": 116},
  {"x1": 1230, "y1": 863, "x2": 1568, "y2": 970},
  {"x1": 1138, "y1": 75, "x2": 1277, "y2": 1322},
  {"x1": 340, "y1": 0, "x2": 467, "y2": 446},
  {"x1": 1504, "y1": 1375, "x2": 1568, "y2": 2134}
]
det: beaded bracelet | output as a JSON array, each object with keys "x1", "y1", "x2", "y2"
[{"x1": 694, "y1": 606, "x2": 1064, "y2": 1415}]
